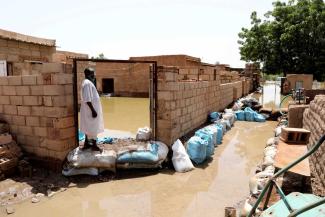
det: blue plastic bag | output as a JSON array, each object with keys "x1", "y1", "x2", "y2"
[
  {"x1": 244, "y1": 107, "x2": 256, "y2": 121},
  {"x1": 208, "y1": 112, "x2": 219, "y2": 123},
  {"x1": 195, "y1": 129, "x2": 214, "y2": 157},
  {"x1": 97, "y1": 137, "x2": 113, "y2": 144},
  {"x1": 254, "y1": 113, "x2": 266, "y2": 122},
  {"x1": 117, "y1": 143, "x2": 159, "y2": 163},
  {"x1": 78, "y1": 130, "x2": 85, "y2": 141},
  {"x1": 186, "y1": 136, "x2": 208, "y2": 164},
  {"x1": 235, "y1": 110, "x2": 245, "y2": 121}
]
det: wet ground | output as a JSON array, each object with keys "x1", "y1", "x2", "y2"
[{"x1": 1, "y1": 121, "x2": 277, "y2": 217}]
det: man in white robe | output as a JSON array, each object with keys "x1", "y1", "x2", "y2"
[{"x1": 80, "y1": 67, "x2": 104, "y2": 151}]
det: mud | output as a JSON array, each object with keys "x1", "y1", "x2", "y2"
[{"x1": 1, "y1": 121, "x2": 277, "y2": 217}]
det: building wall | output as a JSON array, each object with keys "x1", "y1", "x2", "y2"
[
  {"x1": 130, "y1": 55, "x2": 201, "y2": 68},
  {"x1": 52, "y1": 50, "x2": 88, "y2": 65},
  {"x1": 0, "y1": 38, "x2": 55, "y2": 76},
  {"x1": 286, "y1": 74, "x2": 313, "y2": 90},
  {"x1": 156, "y1": 66, "x2": 245, "y2": 145},
  {"x1": 303, "y1": 95, "x2": 325, "y2": 196},
  {"x1": 0, "y1": 63, "x2": 75, "y2": 163}
]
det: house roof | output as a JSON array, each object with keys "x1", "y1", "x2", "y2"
[{"x1": 0, "y1": 28, "x2": 56, "y2": 47}]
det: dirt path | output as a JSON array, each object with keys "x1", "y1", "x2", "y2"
[{"x1": 1, "y1": 121, "x2": 277, "y2": 217}]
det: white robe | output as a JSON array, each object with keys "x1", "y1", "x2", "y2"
[{"x1": 80, "y1": 79, "x2": 104, "y2": 136}]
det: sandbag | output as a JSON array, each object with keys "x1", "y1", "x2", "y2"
[
  {"x1": 262, "y1": 155, "x2": 275, "y2": 167},
  {"x1": 221, "y1": 119, "x2": 231, "y2": 131},
  {"x1": 266, "y1": 137, "x2": 279, "y2": 147},
  {"x1": 172, "y1": 139, "x2": 194, "y2": 172},
  {"x1": 215, "y1": 124, "x2": 223, "y2": 145},
  {"x1": 215, "y1": 120, "x2": 227, "y2": 135},
  {"x1": 223, "y1": 113, "x2": 235, "y2": 125},
  {"x1": 264, "y1": 146, "x2": 277, "y2": 158},
  {"x1": 117, "y1": 161, "x2": 163, "y2": 169},
  {"x1": 186, "y1": 136, "x2": 208, "y2": 164},
  {"x1": 117, "y1": 143, "x2": 159, "y2": 164},
  {"x1": 151, "y1": 141, "x2": 169, "y2": 162},
  {"x1": 208, "y1": 112, "x2": 219, "y2": 123},
  {"x1": 67, "y1": 147, "x2": 116, "y2": 172},
  {"x1": 136, "y1": 127, "x2": 152, "y2": 141},
  {"x1": 244, "y1": 107, "x2": 255, "y2": 122},
  {"x1": 254, "y1": 113, "x2": 266, "y2": 122},
  {"x1": 195, "y1": 129, "x2": 214, "y2": 157},
  {"x1": 97, "y1": 137, "x2": 113, "y2": 144},
  {"x1": 62, "y1": 167, "x2": 98, "y2": 176},
  {"x1": 78, "y1": 130, "x2": 85, "y2": 141},
  {"x1": 235, "y1": 110, "x2": 245, "y2": 121}
]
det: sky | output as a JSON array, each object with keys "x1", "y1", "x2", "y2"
[{"x1": 1, "y1": 0, "x2": 274, "y2": 67}]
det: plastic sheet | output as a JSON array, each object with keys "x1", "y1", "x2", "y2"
[
  {"x1": 195, "y1": 129, "x2": 214, "y2": 157},
  {"x1": 186, "y1": 136, "x2": 208, "y2": 164}
]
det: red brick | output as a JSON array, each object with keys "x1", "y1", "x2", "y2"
[
  {"x1": 10, "y1": 96, "x2": 23, "y2": 105},
  {"x1": 2, "y1": 86, "x2": 16, "y2": 95},
  {"x1": 26, "y1": 116, "x2": 40, "y2": 127},
  {"x1": 4, "y1": 105, "x2": 17, "y2": 115},
  {"x1": 16, "y1": 86, "x2": 31, "y2": 96}
]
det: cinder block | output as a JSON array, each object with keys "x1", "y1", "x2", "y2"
[
  {"x1": 22, "y1": 75, "x2": 37, "y2": 85},
  {"x1": 43, "y1": 96, "x2": 53, "y2": 106},
  {"x1": 33, "y1": 127, "x2": 47, "y2": 137},
  {"x1": 41, "y1": 63, "x2": 65, "y2": 73},
  {"x1": 53, "y1": 117, "x2": 74, "y2": 129},
  {"x1": 0, "y1": 96, "x2": 10, "y2": 104},
  {"x1": 0, "y1": 114, "x2": 12, "y2": 124},
  {"x1": 4, "y1": 105, "x2": 17, "y2": 115},
  {"x1": 9, "y1": 96, "x2": 23, "y2": 105},
  {"x1": 30, "y1": 86, "x2": 44, "y2": 95},
  {"x1": 11, "y1": 115, "x2": 26, "y2": 126},
  {"x1": 8, "y1": 76, "x2": 22, "y2": 85},
  {"x1": 52, "y1": 96, "x2": 67, "y2": 106},
  {"x1": 43, "y1": 85, "x2": 65, "y2": 96},
  {"x1": 43, "y1": 107, "x2": 68, "y2": 118},
  {"x1": 31, "y1": 106, "x2": 44, "y2": 116},
  {"x1": 0, "y1": 77, "x2": 9, "y2": 85},
  {"x1": 40, "y1": 138, "x2": 75, "y2": 152},
  {"x1": 16, "y1": 86, "x2": 31, "y2": 96},
  {"x1": 52, "y1": 74, "x2": 73, "y2": 85},
  {"x1": 40, "y1": 117, "x2": 55, "y2": 127},
  {"x1": 2, "y1": 86, "x2": 16, "y2": 95},
  {"x1": 24, "y1": 136, "x2": 40, "y2": 147},
  {"x1": 26, "y1": 116, "x2": 40, "y2": 127},
  {"x1": 18, "y1": 126, "x2": 33, "y2": 136},
  {"x1": 64, "y1": 85, "x2": 73, "y2": 95},
  {"x1": 17, "y1": 106, "x2": 31, "y2": 116},
  {"x1": 23, "y1": 96, "x2": 42, "y2": 106}
]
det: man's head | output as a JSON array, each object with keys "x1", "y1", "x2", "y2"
[{"x1": 84, "y1": 67, "x2": 96, "y2": 84}]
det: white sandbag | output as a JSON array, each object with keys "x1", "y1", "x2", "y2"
[
  {"x1": 62, "y1": 167, "x2": 98, "y2": 176},
  {"x1": 136, "y1": 127, "x2": 152, "y2": 141},
  {"x1": 274, "y1": 126, "x2": 285, "y2": 137},
  {"x1": 223, "y1": 113, "x2": 235, "y2": 125},
  {"x1": 224, "y1": 109, "x2": 234, "y2": 114},
  {"x1": 266, "y1": 137, "x2": 279, "y2": 147},
  {"x1": 264, "y1": 146, "x2": 277, "y2": 158},
  {"x1": 172, "y1": 139, "x2": 194, "y2": 173},
  {"x1": 262, "y1": 155, "x2": 275, "y2": 167},
  {"x1": 263, "y1": 165, "x2": 275, "y2": 174},
  {"x1": 249, "y1": 171, "x2": 272, "y2": 194},
  {"x1": 151, "y1": 141, "x2": 169, "y2": 161},
  {"x1": 67, "y1": 147, "x2": 116, "y2": 172}
]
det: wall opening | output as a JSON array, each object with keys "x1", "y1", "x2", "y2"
[{"x1": 102, "y1": 78, "x2": 114, "y2": 94}]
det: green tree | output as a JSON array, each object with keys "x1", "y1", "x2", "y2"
[
  {"x1": 238, "y1": 0, "x2": 325, "y2": 81},
  {"x1": 91, "y1": 53, "x2": 107, "y2": 59}
]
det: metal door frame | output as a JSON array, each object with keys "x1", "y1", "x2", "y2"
[{"x1": 72, "y1": 59, "x2": 157, "y2": 146}]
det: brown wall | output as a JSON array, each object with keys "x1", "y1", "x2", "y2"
[
  {"x1": 0, "y1": 63, "x2": 75, "y2": 162},
  {"x1": 286, "y1": 74, "x2": 313, "y2": 90},
  {"x1": 130, "y1": 55, "x2": 201, "y2": 68},
  {"x1": 303, "y1": 95, "x2": 325, "y2": 196}
]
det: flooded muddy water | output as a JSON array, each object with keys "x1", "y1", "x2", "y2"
[{"x1": 6, "y1": 121, "x2": 277, "y2": 217}]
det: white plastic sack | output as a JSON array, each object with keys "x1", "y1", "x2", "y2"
[
  {"x1": 151, "y1": 141, "x2": 169, "y2": 161},
  {"x1": 264, "y1": 146, "x2": 277, "y2": 158},
  {"x1": 136, "y1": 127, "x2": 152, "y2": 141},
  {"x1": 223, "y1": 113, "x2": 235, "y2": 125},
  {"x1": 67, "y1": 147, "x2": 116, "y2": 172},
  {"x1": 172, "y1": 139, "x2": 194, "y2": 173},
  {"x1": 249, "y1": 171, "x2": 272, "y2": 194},
  {"x1": 262, "y1": 155, "x2": 275, "y2": 167},
  {"x1": 266, "y1": 137, "x2": 278, "y2": 147},
  {"x1": 62, "y1": 167, "x2": 98, "y2": 176}
]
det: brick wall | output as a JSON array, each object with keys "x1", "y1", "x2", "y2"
[
  {"x1": 219, "y1": 81, "x2": 243, "y2": 109},
  {"x1": 0, "y1": 38, "x2": 55, "y2": 68},
  {"x1": 303, "y1": 95, "x2": 325, "y2": 196},
  {"x1": 0, "y1": 63, "x2": 75, "y2": 162}
]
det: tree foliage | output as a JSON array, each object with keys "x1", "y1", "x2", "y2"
[
  {"x1": 238, "y1": 0, "x2": 325, "y2": 81},
  {"x1": 91, "y1": 53, "x2": 107, "y2": 59}
]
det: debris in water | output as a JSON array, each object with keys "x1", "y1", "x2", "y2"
[{"x1": 6, "y1": 206, "x2": 15, "y2": 214}]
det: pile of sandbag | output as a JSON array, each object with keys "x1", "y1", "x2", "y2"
[
  {"x1": 0, "y1": 122, "x2": 22, "y2": 179},
  {"x1": 235, "y1": 107, "x2": 265, "y2": 122},
  {"x1": 63, "y1": 137, "x2": 169, "y2": 176}
]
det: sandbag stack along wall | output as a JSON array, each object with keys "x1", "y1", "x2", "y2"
[
  {"x1": 303, "y1": 95, "x2": 325, "y2": 196},
  {"x1": 0, "y1": 63, "x2": 75, "y2": 168},
  {"x1": 156, "y1": 66, "x2": 221, "y2": 145}
]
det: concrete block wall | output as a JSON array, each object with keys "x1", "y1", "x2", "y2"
[
  {"x1": 0, "y1": 63, "x2": 75, "y2": 162},
  {"x1": 219, "y1": 81, "x2": 243, "y2": 109},
  {"x1": 156, "y1": 66, "x2": 221, "y2": 145},
  {"x1": 303, "y1": 95, "x2": 325, "y2": 196}
]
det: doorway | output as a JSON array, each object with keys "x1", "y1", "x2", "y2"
[{"x1": 102, "y1": 78, "x2": 114, "y2": 94}]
